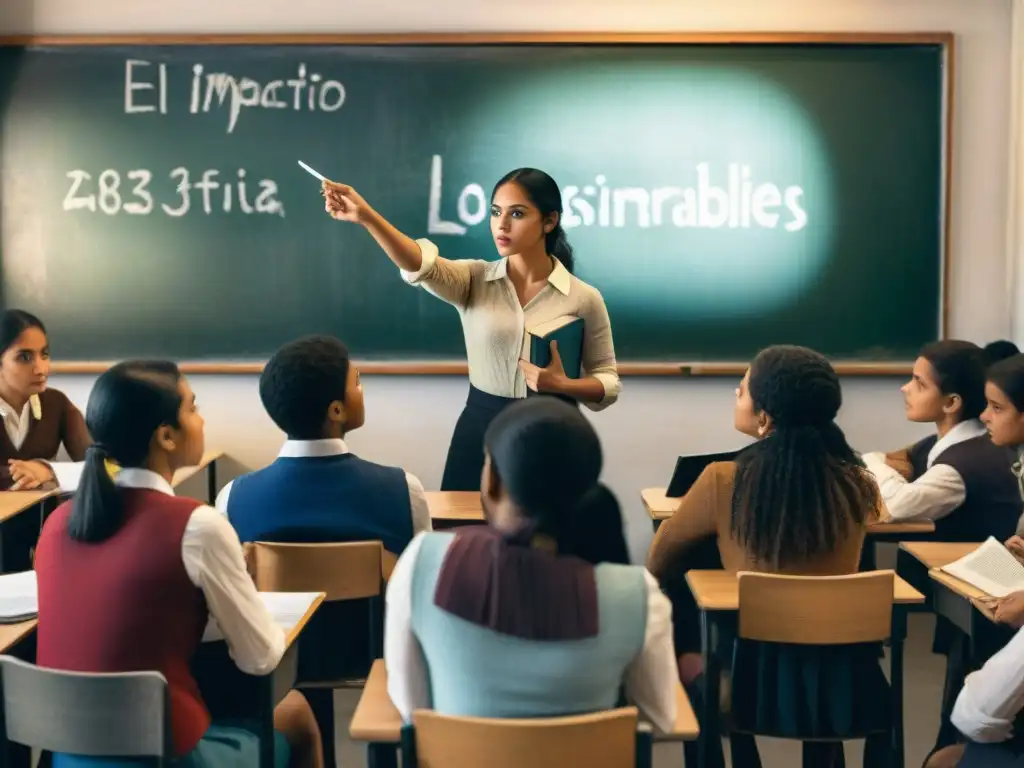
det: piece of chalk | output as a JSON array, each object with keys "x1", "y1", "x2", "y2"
[{"x1": 298, "y1": 160, "x2": 328, "y2": 183}]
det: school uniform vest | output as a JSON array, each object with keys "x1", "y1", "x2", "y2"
[
  {"x1": 0, "y1": 388, "x2": 89, "y2": 490},
  {"x1": 409, "y1": 532, "x2": 648, "y2": 718},
  {"x1": 35, "y1": 490, "x2": 210, "y2": 757},
  {"x1": 226, "y1": 453, "x2": 414, "y2": 555},
  {"x1": 908, "y1": 434, "x2": 1022, "y2": 541}
]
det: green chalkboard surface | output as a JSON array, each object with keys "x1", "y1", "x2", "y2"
[{"x1": 0, "y1": 36, "x2": 948, "y2": 367}]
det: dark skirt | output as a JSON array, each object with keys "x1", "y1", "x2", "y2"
[
  {"x1": 441, "y1": 385, "x2": 519, "y2": 491},
  {"x1": 961, "y1": 741, "x2": 1024, "y2": 767}
]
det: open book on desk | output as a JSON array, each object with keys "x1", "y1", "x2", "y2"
[
  {"x1": 203, "y1": 591, "x2": 321, "y2": 643},
  {"x1": 941, "y1": 537, "x2": 1024, "y2": 598},
  {"x1": 0, "y1": 571, "x2": 36, "y2": 624}
]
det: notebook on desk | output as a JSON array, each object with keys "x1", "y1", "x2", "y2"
[
  {"x1": 941, "y1": 537, "x2": 1024, "y2": 598},
  {"x1": 0, "y1": 571, "x2": 37, "y2": 624},
  {"x1": 202, "y1": 591, "x2": 321, "y2": 642},
  {"x1": 666, "y1": 450, "x2": 742, "y2": 497}
]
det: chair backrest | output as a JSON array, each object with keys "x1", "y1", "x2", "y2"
[
  {"x1": 249, "y1": 541, "x2": 384, "y2": 601},
  {"x1": 0, "y1": 655, "x2": 171, "y2": 763},
  {"x1": 404, "y1": 707, "x2": 646, "y2": 768},
  {"x1": 738, "y1": 570, "x2": 894, "y2": 644}
]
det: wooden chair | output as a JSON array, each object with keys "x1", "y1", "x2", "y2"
[
  {"x1": 400, "y1": 707, "x2": 651, "y2": 768},
  {"x1": 0, "y1": 655, "x2": 172, "y2": 767},
  {"x1": 729, "y1": 570, "x2": 896, "y2": 767},
  {"x1": 248, "y1": 540, "x2": 386, "y2": 768}
]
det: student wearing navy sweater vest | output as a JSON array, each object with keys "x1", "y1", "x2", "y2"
[
  {"x1": 384, "y1": 398, "x2": 676, "y2": 732},
  {"x1": 216, "y1": 335, "x2": 430, "y2": 555},
  {"x1": 35, "y1": 361, "x2": 322, "y2": 768}
]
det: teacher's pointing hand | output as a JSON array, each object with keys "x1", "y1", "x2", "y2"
[{"x1": 322, "y1": 180, "x2": 371, "y2": 224}]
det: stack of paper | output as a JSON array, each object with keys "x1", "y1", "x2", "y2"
[
  {"x1": 942, "y1": 537, "x2": 1024, "y2": 598},
  {"x1": 0, "y1": 571, "x2": 37, "y2": 624},
  {"x1": 202, "y1": 591, "x2": 321, "y2": 643}
]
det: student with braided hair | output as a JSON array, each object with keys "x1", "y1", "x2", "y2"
[
  {"x1": 647, "y1": 345, "x2": 887, "y2": 767},
  {"x1": 647, "y1": 344, "x2": 881, "y2": 583}
]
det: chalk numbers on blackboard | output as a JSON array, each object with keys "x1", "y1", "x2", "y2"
[{"x1": 62, "y1": 168, "x2": 285, "y2": 218}]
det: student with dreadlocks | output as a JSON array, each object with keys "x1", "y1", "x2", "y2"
[
  {"x1": 647, "y1": 345, "x2": 888, "y2": 766},
  {"x1": 648, "y1": 346, "x2": 883, "y2": 664}
]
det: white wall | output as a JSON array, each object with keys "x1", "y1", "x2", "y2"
[{"x1": 2, "y1": 0, "x2": 1014, "y2": 562}]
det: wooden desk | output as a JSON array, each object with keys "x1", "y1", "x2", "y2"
[
  {"x1": 196, "y1": 591, "x2": 324, "y2": 768},
  {"x1": 425, "y1": 491, "x2": 485, "y2": 527},
  {"x1": 685, "y1": 570, "x2": 924, "y2": 611},
  {"x1": 0, "y1": 620, "x2": 36, "y2": 655},
  {"x1": 641, "y1": 487, "x2": 936, "y2": 536},
  {"x1": 899, "y1": 542, "x2": 978, "y2": 570},
  {"x1": 172, "y1": 450, "x2": 225, "y2": 503},
  {"x1": 684, "y1": 569, "x2": 923, "y2": 768},
  {"x1": 350, "y1": 659, "x2": 699, "y2": 768}
]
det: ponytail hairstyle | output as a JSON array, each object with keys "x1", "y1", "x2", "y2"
[
  {"x1": 483, "y1": 397, "x2": 626, "y2": 564},
  {"x1": 731, "y1": 345, "x2": 879, "y2": 570},
  {"x1": 987, "y1": 353, "x2": 1024, "y2": 412},
  {"x1": 492, "y1": 168, "x2": 575, "y2": 274},
  {"x1": 0, "y1": 309, "x2": 46, "y2": 357},
  {"x1": 70, "y1": 361, "x2": 183, "y2": 543}
]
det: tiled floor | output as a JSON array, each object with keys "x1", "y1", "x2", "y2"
[{"x1": 331, "y1": 611, "x2": 947, "y2": 767}]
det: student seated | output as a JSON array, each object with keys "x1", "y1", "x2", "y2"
[
  {"x1": 863, "y1": 340, "x2": 1021, "y2": 541},
  {"x1": 0, "y1": 309, "x2": 90, "y2": 491},
  {"x1": 34, "y1": 361, "x2": 322, "y2": 768},
  {"x1": 923, "y1": 616, "x2": 1024, "y2": 767},
  {"x1": 383, "y1": 397, "x2": 676, "y2": 733},
  {"x1": 647, "y1": 345, "x2": 881, "y2": 673},
  {"x1": 647, "y1": 345, "x2": 880, "y2": 580},
  {"x1": 983, "y1": 353, "x2": 1024, "y2": 501},
  {"x1": 216, "y1": 335, "x2": 430, "y2": 555}
]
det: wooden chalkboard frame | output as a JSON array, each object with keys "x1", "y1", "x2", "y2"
[{"x1": 0, "y1": 32, "x2": 955, "y2": 377}]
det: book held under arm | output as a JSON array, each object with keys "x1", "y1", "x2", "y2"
[
  {"x1": 941, "y1": 537, "x2": 1024, "y2": 597},
  {"x1": 526, "y1": 315, "x2": 584, "y2": 379}
]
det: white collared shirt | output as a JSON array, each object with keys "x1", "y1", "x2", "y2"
[
  {"x1": 402, "y1": 238, "x2": 621, "y2": 409},
  {"x1": 863, "y1": 419, "x2": 989, "y2": 522},
  {"x1": 952, "y1": 624, "x2": 1024, "y2": 742},
  {"x1": 215, "y1": 438, "x2": 432, "y2": 543},
  {"x1": 0, "y1": 393, "x2": 82, "y2": 490},
  {"x1": 383, "y1": 532, "x2": 677, "y2": 734},
  {"x1": 116, "y1": 467, "x2": 285, "y2": 676}
]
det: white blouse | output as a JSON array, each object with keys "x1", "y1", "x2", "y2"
[{"x1": 402, "y1": 239, "x2": 621, "y2": 409}]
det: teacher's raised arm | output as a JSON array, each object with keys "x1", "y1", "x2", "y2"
[{"x1": 323, "y1": 168, "x2": 621, "y2": 492}]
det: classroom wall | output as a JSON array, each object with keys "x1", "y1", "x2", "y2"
[{"x1": 3, "y1": 0, "x2": 1014, "y2": 562}]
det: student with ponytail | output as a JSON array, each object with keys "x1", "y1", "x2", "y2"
[
  {"x1": 34, "y1": 361, "x2": 322, "y2": 768},
  {"x1": 323, "y1": 168, "x2": 620, "y2": 491},
  {"x1": 382, "y1": 397, "x2": 675, "y2": 732}
]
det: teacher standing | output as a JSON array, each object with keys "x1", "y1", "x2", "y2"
[{"x1": 322, "y1": 167, "x2": 621, "y2": 491}]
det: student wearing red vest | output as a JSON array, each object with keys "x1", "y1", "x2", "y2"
[{"x1": 34, "y1": 361, "x2": 322, "y2": 768}]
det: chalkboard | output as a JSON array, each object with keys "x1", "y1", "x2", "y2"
[{"x1": 0, "y1": 34, "x2": 950, "y2": 372}]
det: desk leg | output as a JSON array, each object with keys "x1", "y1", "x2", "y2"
[
  {"x1": 698, "y1": 611, "x2": 721, "y2": 768},
  {"x1": 890, "y1": 608, "x2": 907, "y2": 768},
  {"x1": 366, "y1": 743, "x2": 398, "y2": 768}
]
